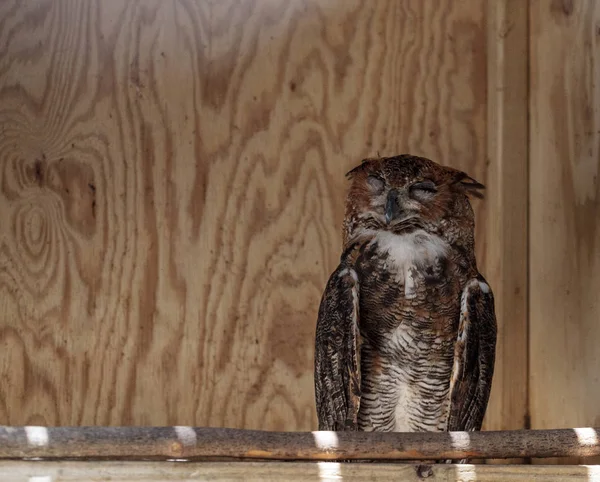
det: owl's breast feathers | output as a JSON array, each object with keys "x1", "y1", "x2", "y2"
[
  {"x1": 355, "y1": 229, "x2": 467, "y2": 340},
  {"x1": 314, "y1": 228, "x2": 496, "y2": 434}
]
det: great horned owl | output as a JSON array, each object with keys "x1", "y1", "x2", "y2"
[{"x1": 314, "y1": 154, "x2": 496, "y2": 437}]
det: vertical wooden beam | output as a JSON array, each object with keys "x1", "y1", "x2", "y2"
[
  {"x1": 484, "y1": 0, "x2": 529, "y2": 439},
  {"x1": 529, "y1": 0, "x2": 600, "y2": 465}
]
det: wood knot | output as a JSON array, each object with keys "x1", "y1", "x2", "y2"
[
  {"x1": 170, "y1": 441, "x2": 184, "y2": 456},
  {"x1": 33, "y1": 158, "x2": 45, "y2": 186},
  {"x1": 416, "y1": 464, "x2": 434, "y2": 479}
]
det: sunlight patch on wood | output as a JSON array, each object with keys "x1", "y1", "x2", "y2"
[
  {"x1": 585, "y1": 465, "x2": 600, "y2": 479},
  {"x1": 312, "y1": 431, "x2": 339, "y2": 450},
  {"x1": 575, "y1": 429, "x2": 599, "y2": 446},
  {"x1": 25, "y1": 427, "x2": 48, "y2": 447},
  {"x1": 174, "y1": 426, "x2": 197, "y2": 446},
  {"x1": 452, "y1": 464, "x2": 477, "y2": 482},
  {"x1": 317, "y1": 461, "x2": 342, "y2": 481},
  {"x1": 449, "y1": 430, "x2": 471, "y2": 450}
]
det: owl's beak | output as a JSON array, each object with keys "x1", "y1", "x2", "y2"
[{"x1": 385, "y1": 189, "x2": 402, "y2": 224}]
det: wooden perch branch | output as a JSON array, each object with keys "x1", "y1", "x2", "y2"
[{"x1": 0, "y1": 426, "x2": 599, "y2": 461}]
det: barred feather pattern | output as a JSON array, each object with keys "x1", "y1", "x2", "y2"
[
  {"x1": 354, "y1": 229, "x2": 467, "y2": 432},
  {"x1": 358, "y1": 331, "x2": 455, "y2": 432}
]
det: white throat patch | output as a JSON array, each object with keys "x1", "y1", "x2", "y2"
[{"x1": 373, "y1": 230, "x2": 449, "y2": 298}]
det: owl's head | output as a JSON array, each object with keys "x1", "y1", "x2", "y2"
[{"x1": 342, "y1": 154, "x2": 484, "y2": 246}]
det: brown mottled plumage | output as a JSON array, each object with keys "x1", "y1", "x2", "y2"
[{"x1": 314, "y1": 155, "x2": 497, "y2": 445}]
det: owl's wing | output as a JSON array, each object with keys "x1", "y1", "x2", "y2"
[
  {"x1": 314, "y1": 264, "x2": 361, "y2": 431},
  {"x1": 447, "y1": 276, "x2": 497, "y2": 432}
]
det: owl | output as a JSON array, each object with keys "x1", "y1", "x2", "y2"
[{"x1": 314, "y1": 154, "x2": 497, "y2": 441}]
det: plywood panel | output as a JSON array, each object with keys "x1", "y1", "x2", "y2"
[
  {"x1": 0, "y1": 0, "x2": 488, "y2": 429},
  {"x1": 529, "y1": 0, "x2": 600, "y2": 436}
]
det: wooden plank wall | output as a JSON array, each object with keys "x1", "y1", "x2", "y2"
[{"x1": 529, "y1": 0, "x2": 600, "y2": 433}]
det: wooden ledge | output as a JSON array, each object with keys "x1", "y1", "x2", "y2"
[
  {"x1": 0, "y1": 426, "x2": 599, "y2": 461},
  {"x1": 1, "y1": 461, "x2": 600, "y2": 482}
]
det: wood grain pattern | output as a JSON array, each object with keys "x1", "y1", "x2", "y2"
[
  {"x1": 0, "y1": 0, "x2": 489, "y2": 429},
  {"x1": 2, "y1": 461, "x2": 600, "y2": 482},
  {"x1": 0, "y1": 426, "x2": 599, "y2": 461},
  {"x1": 1, "y1": 462, "x2": 600, "y2": 482},
  {"x1": 530, "y1": 0, "x2": 600, "y2": 429},
  {"x1": 483, "y1": 0, "x2": 529, "y2": 436},
  {"x1": 529, "y1": 0, "x2": 600, "y2": 464}
]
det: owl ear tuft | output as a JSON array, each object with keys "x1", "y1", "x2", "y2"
[
  {"x1": 453, "y1": 172, "x2": 485, "y2": 199},
  {"x1": 345, "y1": 158, "x2": 374, "y2": 179}
]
